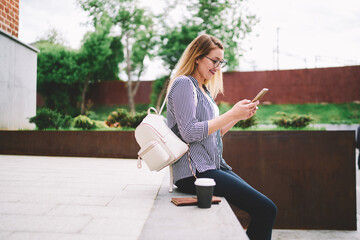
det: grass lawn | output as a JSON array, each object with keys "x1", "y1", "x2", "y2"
[
  {"x1": 255, "y1": 102, "x2": 360, "y2": 124},
  {"x1": 91, "y1": 102, "x2": 360, "y2": 125}
]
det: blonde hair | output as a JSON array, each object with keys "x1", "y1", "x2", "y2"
[{"x1": 167, "y1": 34, "x2": 224, "y2": 99}]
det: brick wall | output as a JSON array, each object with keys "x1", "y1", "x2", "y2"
[
  {"x1": 218, "y1": 65, "x2": 360, "y2": 104},
  {"x1": 0, "y1": 0, "x2": 19, "y2": 37},
  {"x1": 38, "y1": 66, "x2": 360, "y2": 107},
  {"x1": 88, "y1": 81, "x2": 154, "y2": 106},
  {"x1": 85, "y1": 66, "x2": 360, "y2": 106}
]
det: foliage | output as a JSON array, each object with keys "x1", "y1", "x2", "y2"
[
  {"x1": 91, "y1": 104, "x2": 150, "y2": 120},
  {"x1": 93, "y1": 120, "x2": 110, "y2": 129},
  {"x1": 29, "y1": 108, "x2": 72, "y2": 130},
  {"x1": 106, "y1": 108, "x2": 129, "y2": 127},
  {"x1": 129, "y1": 111, "x2": 148, "y2": 128},
  {"x1": 35, "y1": 42, "x2": 81, "y2": 116},
  {"x1": 116, "y1": 1, "x2": 156, "y2": 115},
  {"x1": 255, "y1": 103, "x2": 360, "y2": 124},
  {"x1": 152, "y1": 24, "x2": 201, "y2": 109},
  {"x1": 234, "y1": 115, "x2": 258, "y2": 129},
  {"x1": 158, "y1": 24, "x2": 200, "y2": 71},
  {"x1": 151, "y1": 0, "x2": 258, "y2": 107},
  {"x1": 129, "y1": 11, "x2": 157, "y2": 78},
  {"x1": 73, "y1": 115, "x2": 96, "y2": 130},
  {"x1": 77, "y1": 0, "x2": 107, "y2": 25},
  {"x1": 79, "y1": 0, "x2": 258, "y2": 114},
  {"x1": 35, "y1": 14, "x2": 123, "y2": 116},
  {"x1": 78, "y1": 14, "x2": 120, "y2": 114},
  {"x1": 272, "y1": 112, "x2": 314, "y2": 128},
  {"x1": 88, "y1": 103, "x2": 359, "y2": 131},
  {"x1": 150, "y1": 76, "x2": 168, "y2": 107},
  {"x1": 105, "y1": 108, "x2": 147, "y2": 128},
  {"x1": 60, "y1": 115, "x2": 73, "y2": 129},
  {"x1": 187, "y1": 0, "x2": 258, "y2": 70},
  {"x1": 78, "y1": 0, "x2": 156, "y2": 115},
  {"x1": 78, "y1": 14, "x2": 113, "y2": 80},
  {"x1": 29, "y1": 108, "x2": 111, "y2": 130}
]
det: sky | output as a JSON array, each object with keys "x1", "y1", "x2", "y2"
[{"x1": 18, "y1": 0, "x2": 360, "y2": 80}]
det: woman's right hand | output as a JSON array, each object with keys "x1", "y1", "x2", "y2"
[
  {"x1": 231, "y1": 99, "x2": 259, "y2": 121},
  {"x1": 208, "y1": 99, "x2": 259, "y2": 136}
]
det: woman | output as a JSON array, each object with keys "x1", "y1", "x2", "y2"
[{"x1": 166, "y1": 34, "x2": 277, "y2": 240}]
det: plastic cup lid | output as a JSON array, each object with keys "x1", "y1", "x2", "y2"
[{"x1": 195, "y1": 178, "x2": 216, "y2": 186}]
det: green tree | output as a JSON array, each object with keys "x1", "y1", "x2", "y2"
[
  {"x1": 188, "y1": 0, "x2": 258, "y2": 70},
  {"x1": 116, "y1": 4, "x2": 156, "y2": 115},
  {"x1": 153, "y1": 24, "x2": 200, "y2": 109},
  {"x1": 35, "y1": 17, "x2": 123, "y2": 116},
  {"x1": 77, "y1": 14, "x2": 117, "y2": 114},
  {"x1": 35, "y1": 41, "x2": 81, "y2": 116},
  {"x1": 78, "y1": 0, "x2": 156, "y2": 115},
  {"x1": 152, "y1": 0, "x2": 257, "y2": 108}
]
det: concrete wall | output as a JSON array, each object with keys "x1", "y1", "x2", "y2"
[{"x1": 0, "y1": 29, "x2": 38, "y2": 130}]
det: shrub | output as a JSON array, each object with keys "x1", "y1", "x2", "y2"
[
  {"x1": 129, "y1": 111, "x2": 148, "y2": 128},
  {"x1": 73, "y1": 115, "x2": 96, "y2": 130},
  {"x1": 59, "y1": 115, "x2": 73, "y2": 129},
  {"x1": 29, "y1": 108, "x2": 62, "y2": 130},
  {"x1": 105, "y1": 108, "x2": 129, "y2": 127},
  {"x1": 234, "y1": 115, "x2": 258, "y2": 129},
  {"x1": 93, "y1": 120, "x2": 109, "y2": 129},
  {"x1": 105, "y1": 108, "x2": 147, "y2": 128},
  {"x1": 272, "y1": 112, "x2": 314, "y2": 128}
]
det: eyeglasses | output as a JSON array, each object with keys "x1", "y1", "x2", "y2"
[{"x1": 204, "y1": 56, "x2": 228, "y2": 68}]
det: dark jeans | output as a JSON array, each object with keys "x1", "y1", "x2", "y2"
[{"x1": 175, "y1": 169, "x2": 277, "y2": 240}]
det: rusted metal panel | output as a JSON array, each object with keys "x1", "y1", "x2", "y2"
[
  {"x1": 223, "y1": 131, "x2": 356, "y2": 230},
  {"x1": 0, "y1": 130, "x2": 138, "y2": 159},
  {"x1": 0, "y1": 130, "x2": 356, "y2": 229}
]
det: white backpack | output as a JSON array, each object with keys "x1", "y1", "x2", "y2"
[
  {"x1": 135, "y1": 80, "x2": 197, "y2": 192},
  {"x1": 135, "y1": 107, "x2": 188, "y2": 172}
]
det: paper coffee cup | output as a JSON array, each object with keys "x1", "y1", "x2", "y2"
[{"x1": 194, "y1": 178, "x2": 216, "y2": 208}]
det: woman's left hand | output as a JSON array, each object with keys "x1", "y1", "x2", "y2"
[{"x1": 231, "y1": 99, "x2": 259, "y2": 121}]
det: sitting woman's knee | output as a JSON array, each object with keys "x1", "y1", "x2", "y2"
[{"x1": 267, "y1": 200, "x2": 277, "y2": 220}]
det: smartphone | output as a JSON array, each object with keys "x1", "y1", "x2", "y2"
[{"x1": 252, "y1": 88, "x2": 268, "y2": 102}]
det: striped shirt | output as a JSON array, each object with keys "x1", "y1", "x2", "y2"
[{"x1": 167, "y1": 75, "x2": 232, "y2": 183}]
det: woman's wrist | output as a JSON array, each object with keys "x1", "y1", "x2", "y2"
[{"x1": 227, "y1": 108, "x2": 238, "y2": 121}]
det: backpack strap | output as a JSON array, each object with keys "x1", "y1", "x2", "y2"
[
  {"x1": 158, "y1": 93, "x2": 168, "y2": 116},
  {"x1": 159, "y1": 79, "x2": 198, "y2": 115}
]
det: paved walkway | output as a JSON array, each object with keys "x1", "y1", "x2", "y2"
[
  {"x1": 0, "y1": 155, "x2": 166, "y2": 240},
  {"x1": 0, "y1": 154, "x2": 359, "y2": 240}
]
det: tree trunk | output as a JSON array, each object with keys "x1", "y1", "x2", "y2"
[
  {"x1": 80, "y1": 75, "x2": 90, "y2": 115},
  {"x1": 132, "y1": 36, "x2": 152, "y2": 99},
  {"x1": 155, "y1": 68, "x2": 174, "y2": 111},
  {"x1": 125, "y1": 32, "x2": 135, "y2": 116},
  {"x1": 132, "y1": 65, "x2": 143, "y2": 97},
  {"x1": 156, "y1": 78, "x2": 169, "y2": 111}
]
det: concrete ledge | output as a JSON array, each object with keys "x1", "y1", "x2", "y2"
[{"x1": 139, "y1": 171, "x2": 248, "y2": 240}]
